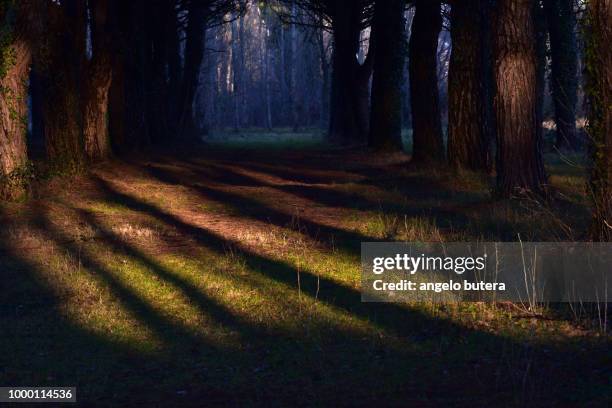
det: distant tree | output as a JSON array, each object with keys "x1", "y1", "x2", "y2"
[
  {"x1": 447, "y1": 0, "x2": 492, "y2": 171},
  {"x1": 493, "y1": 0, "x2": 547, "y2": 196},
  {"x1": 584, "y1": 0, "x2": 611, "y2": 240},
  {"x1": 544, "y1": 0, "x2": 579, "y2": 150},
  {"x1": 368, "y1": 0, "x2": 405, "y2": 152},
  {"x1": 0, "y1": 0, "x2": 35, "y2": 199},
  {"x1": 409, "y1": 0, "x2": 445, "y2": 163}
]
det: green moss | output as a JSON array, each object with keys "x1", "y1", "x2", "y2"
[
  {"x1": 0, "y1": 161, "x2": 34, "y2": 200},
  {"x1": 0, "y1": 0, "x2": 16, "y2": 81}
]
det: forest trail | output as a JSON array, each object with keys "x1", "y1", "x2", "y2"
[{"x1": 0, "y1": 147, "x2": 606, "y2": 405}]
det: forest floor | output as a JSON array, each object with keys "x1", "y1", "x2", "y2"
[{"x1": 0, "y1": 139, "x2": 609, "y2": 406}]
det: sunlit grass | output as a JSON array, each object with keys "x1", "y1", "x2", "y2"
[{"x1": 0, "y1": 144, "x2": 608, "y2": 405}]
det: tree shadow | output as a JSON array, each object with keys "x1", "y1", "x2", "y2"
[{"x1": 1, "y1": 158, "x2": 608, "y2": 405}]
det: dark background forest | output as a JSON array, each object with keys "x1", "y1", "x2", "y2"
[{"x1": 0, "y1": 0, "x2": 610, "y2": 406}]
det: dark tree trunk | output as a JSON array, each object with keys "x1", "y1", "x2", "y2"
[
  {"x1": 493, "y1": 0, "x2": 547, "y2": 197},
  {"x1": 368, "y1": 0, "x2": 405, "y2": 152},
  {"x1": 328, "y1": 8, "x2": 359, "y2": 144},
  {"x1": 317, "y1": 19, "x2": 330, "y2": 130},
  {"x1": 544, "y1": 0, "x2": 578, "y2": 150},
  {"x1": 409, "y1": 0, "x2": 444, "y2": 163},
  {"x1": 108, "y1": 54, "x2": 126, "y2": 152},
  {"x1": 37, "y1": 0, "x2": 86, "y2": 171},
  {"x1": 356, "y1": 48, "x2": 374, "y2": 143},
  {"x1": 108, "y1": 0, "x2": 149, "y2": 153},
  {"x1": 107, "y1": 0, "x2": 127, "y2": 152},
  {"x1": 178, "y1": 1, "x2": 207, "y2": 140},
  {"x1": 166, "y1": 0, "x2": 182, "y2": 134},
  {"x1": 448, "y1": 0, "x2": 492, "y2": 171},
  {"x1": 83, "y1": 0, "x2": 113, "y2": 162},
  {"x1": 328, "y1": 1, "x2": 368, "y2": 145},
  {"x1": 534, "y1": 1, "x2": 547, "y2": 156},
  {"x1": 585, "y1": 0, "x2": 611, "y2": 241},
  {"x1": 147, "y1": 0, "x2": 171, "y2": 144},
  {"x1": 0, "y1": 1, "x2": 33, "y2": 199}
]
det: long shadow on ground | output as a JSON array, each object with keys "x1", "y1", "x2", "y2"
[{"x1": 0, "y1": 151, "x2": 608, "y2": 406}]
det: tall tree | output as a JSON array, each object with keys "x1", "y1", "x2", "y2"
[
  {"x1": 0, "y1": 0, "x2": 34, "y2": 199},
  {"x1": 447, "y1": 0, "x2": 492, "y2": 171},
  {"x1": 544, "y1": 0, "x2": 578, "y2": 150},
  {"x1": 368, "y1": 0, "x2": 405, "y2": 152},
  {"x1": 166, "y1": 0, "x2": 182, "y2": 135},
  {"x1": 82, "y1": 0, "x2": 113, "y2": 161},
  {"x1": 108, "y1": 0, "x2": 150, "y2": 152},
  {"x1": 326, "y1": 0, "x2": 373, "y2": 144},
  {"x1": 289, "y1": 1, "x2": 300, "y2": 131},
  {"x1": 145, "y1": 0, "x2": 173, "y2": 144},
  {"x1": 409, "y1": 0, "x2": 444, "y2": 163},
  {"x1": 534, "y1": 0, "x2": 547, "y2": 159},
  {"x1": 37, "y1": 0, "x2": 86, "y2": 171},
  {"x1": 585, "y1": 0, "x2": 611, "y2": 240},
  {"x1": 493, "y1": 0, "x2": 547, "y2": 196}
]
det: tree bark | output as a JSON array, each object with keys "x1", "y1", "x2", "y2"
[
  {"x1": 368, "y1": 0, "x2": 405, "y2": 152},
  {"x1": 178, "y1": 1, "x2": 206, "y2": 139},
  {"x1": 493, "y1": 0, "x2": 547, "y2": 197},
  {"x1": 145, "y1": 0, "x2": 172, "y2": 145},
  {"x1": 409, "y1": 0, "x2": 445, "y2": 163},
  {"x1": 83, "y1": 0, "x2": 113, "y2": 161},
  {"x1": 544, "y1": 0, "x2": 578, "y2": 150},
  {"x1": 328, "y1": 1, "x2": 367, "y2": 144},
  {"x1": 0, "y1": 1, "x2": 33, "y2": 199},
  {"x1": 585, "y1": 0, "x2": 611, "y2": 240},
  {"x1": 317, "y1": 20, "x2": 331, "y2": 130},
  {"x1": 534, "y1": 1, "x2": 547, "y2": 158},
  {"x1": 290, "y1": 2, "x2": 300, "y2": 132},
  {"x1": 108, "y1": 0, "x2": 149, "y2": 152},
  {"x1": 448, "y1": 0, "x2": 492, "y2": 171},
  {"x1": 166, "y1": 0, "x2": 181, "y2": 134},
  {"x1": 37, "y1": 0, "x2": 86, "y2": 171}
]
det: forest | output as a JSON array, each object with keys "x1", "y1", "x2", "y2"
[{"x1": 0, "y1": 0, "x2": 610, "y2": 406}]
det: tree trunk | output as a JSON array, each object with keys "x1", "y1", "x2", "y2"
[
  {"x1": 448, "y1": 0, "x2": 492, "y2": 171},
  {"x1": 107, "y1": 0, "x2": 149, "y2": 153},
  {"x1": 145, "y1": 0, "x2": 172, "y2": 145},
  {"x1": 37, "y1": 0, "x2": 86, "y2": 171},
  {"x1": 83, "y1": 0, "x2": 113, "y2": 161},
  {"x1": 0, "y1": 1, "x2": 33, "y2": 199},
  {"x1": 534, "y1": 1, "x2": 547, "y2": 159},
  {"x1": 328, "y1": 2, "x2": 366, "y2": 144},
  {"x1": 231, "y1": 18, "x2": 240, "y2": 132},
  {"x1": 409, "y1": 0, "x2": 444, "y2": 163},
  {"x1": 544, "y1": 0, "x2": 578, "y2": 150},
  {"x1": 368, "y1": 0, "x2": 405, "y2": 152},
  {"x1": 260, "y1": 12, "x2": 273, "y2": 130},
  {"x1": 166, "y1": 0, "x2": 181, "y2": 134},
  {"x1": 318, "y1": 22, "x2": 330, "y2": 130},
  {"x1": 290, "y1": 1, "x2": 300, "y2": 132},
  {"x1": 494, "y1": 0, "x2": 547, "y2": 197},
  {"x1": 178, "y1": 1, "x2": 206, "y2": 140},
  {"x1": 585, "y1": 0, "x2": 611, "y2": 240}
]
